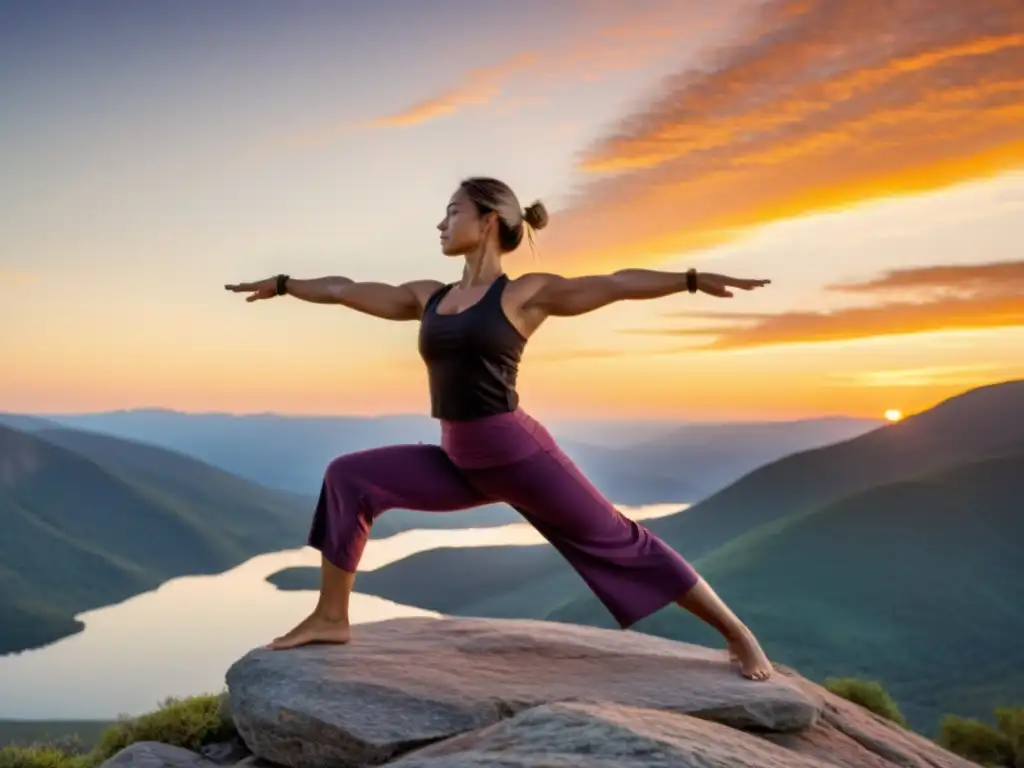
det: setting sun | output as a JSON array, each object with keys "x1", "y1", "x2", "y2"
[{"x1": 885, "y1": 409, "x2": 904, "y2": 422}]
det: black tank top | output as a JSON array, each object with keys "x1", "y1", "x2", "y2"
[{"x1": 417, "y1": 274, "x2": 527, "y2": 421}]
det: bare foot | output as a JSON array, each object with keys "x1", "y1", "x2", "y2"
[
  {"x1": 726, "y1": 629, "x2": 773, "y2": 681},
  {"x1": 267, "y1": 612, "x2": 351, "y2": 650}
]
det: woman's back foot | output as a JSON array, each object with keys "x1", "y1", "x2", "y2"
[
  {"x1": 726, "y1": 629, "x2": 773, "y2": 681},
  {"x1": 266, "y1": 612, "x2": 351, "y2": 650}
]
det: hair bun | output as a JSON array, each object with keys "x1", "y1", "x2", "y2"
[{"x1": 522, "y1": 200, "x2": 549, "y2": 231}]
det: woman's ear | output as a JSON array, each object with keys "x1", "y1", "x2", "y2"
[{"x1": 481, "y1": 210, "x2": 499, "y2": 235}]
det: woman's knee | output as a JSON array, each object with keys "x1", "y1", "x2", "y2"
[
  {"x1": 325, "y1": 451, "x2": 360, "y2": 480},
  {"x1": 322, "y1": 453, "x2": 375, "y2": 515},
  {"x1": 325, "y1": 448, "x2": 387, "y2": 483}
]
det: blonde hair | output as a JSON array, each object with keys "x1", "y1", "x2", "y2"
[{"x1": 459, "y1": 177, "x2": 549, "y2": 256}]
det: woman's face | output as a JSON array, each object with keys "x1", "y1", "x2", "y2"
[{"x1": 437, "y1": 188, "x2": 494, "y2": 256}]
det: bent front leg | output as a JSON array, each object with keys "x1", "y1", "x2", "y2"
[
  {"x1": 266, "y1": 444, "x2": 490, "y2": 650},
  {"x1": 308, "y1": 443, "x2": 489, "y2": 573}
]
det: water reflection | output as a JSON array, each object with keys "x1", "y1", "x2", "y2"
[{"x1": 0, "y1": 504, "x2": 684, "y2": 719}]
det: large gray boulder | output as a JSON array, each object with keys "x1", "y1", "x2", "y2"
[
  {"x1": 225, "y1": 616, "x2": 823, "y2": 768},
  {"x1": 389, "y1": 700, "x2": 833, "y2": 767}
]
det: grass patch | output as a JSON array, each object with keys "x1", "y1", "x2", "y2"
[
  {"x1": 0, "y1": 694, "x2": 235, "y2": 768},
  {"x1": 825, "y1": 676, "x2": 909, "y2": 728},
  {"x1": 824, "y1": 677, "x2": 1024, "y2": 766},
  {"x1": 937, "y1": 708, "x2": 1024, "y2": 768}
]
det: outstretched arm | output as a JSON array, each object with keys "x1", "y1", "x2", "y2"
[
  {"x1": 225, "y1": 275, "x2": 444, "y2": 321},
  {"x1": 520, "y1": 269, "x2": 770, "y2": 318}
]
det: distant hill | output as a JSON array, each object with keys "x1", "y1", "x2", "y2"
[
  {"x1": 0, "y1": 414, "x2": 62, "y2": 432},
  {"x1": 351, "y1": 380, "x2": 1023, "y2": 619},
  {"x1": 8, "y1": 409, "x2": 878, "y2": 504},
  {"x1": 325, "y1": 380, "x2": 1024, "y2": 733},
  {"x1": 0, "y1": 424, "x2": 313, "y2": 655},
  {"x1": 559, "y1": 416, "x2": 879, "y2": 504},
  {"x1": 33, "y1": 426, "x2": 313, "y2": 514},
  {"x1": 8, "y1": 410, "x2": 447, "y2": 496},
  {"x1": 40, "y1": 423, "x2": 530, "y2": 534},
  {"x1": 618, "y1": 445, "x2": 1024, "y2": 734},
  {"x1": 641, "y1": 379, "x2": 1024, "y2": 562}
]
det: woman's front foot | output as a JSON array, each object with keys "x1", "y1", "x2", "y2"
[{"x1": 266, "y1": 611, "x2": 351, "y2": 650}]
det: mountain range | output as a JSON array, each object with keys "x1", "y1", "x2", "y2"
[
  {"x1": 283, "y1": 380, "x2": 1024, "y2": 734},
  {"x1": 0, "y1": 423, "x2": 317, "y2": 655},
  {"x1": 0, "y1": 420, "x2": 539, "y2": 657},
  {"x1": 4, "y1": 409, "x2": 878, "y2": 504},
  {"x1": 0, "y1": 409, "x2": 873, "y2": 656},
  {"x1": 7, "y1": 384, "x2": 1020, "y2": 734}
]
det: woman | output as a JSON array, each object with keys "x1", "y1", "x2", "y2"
[{"x1": 226, "y1": 177, "x2": 775, "y2": 680}]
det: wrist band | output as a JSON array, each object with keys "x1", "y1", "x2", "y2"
[
  {"x1": 275, "y1": 274, "x2": 290, "y2": 296},
  {"x1": 686, "y1": 268, "x2": 698, "y2": 293}
]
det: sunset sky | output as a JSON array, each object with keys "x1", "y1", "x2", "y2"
[{"x1": 3, "y1": 0, "x2": 1023, "y2": 421}]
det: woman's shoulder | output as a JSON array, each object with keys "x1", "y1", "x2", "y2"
[
  {"x1": 508, "y1": 271, "x2": 558, "y2": 291},
  {"x1": 404, "y1": 278, "x2": 449, "y2": 296},
  {"x1": 506, "y1": 272, "x2": 559, "y2": 302},
  {"x1": 404, "y1": 279, "x2": 451, "y2": 314}
]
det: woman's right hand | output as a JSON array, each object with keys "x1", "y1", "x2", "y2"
[{"x1": 225, "y1": 277, "x2": 279, "y2": 302}]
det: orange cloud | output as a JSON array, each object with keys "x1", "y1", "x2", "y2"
[
  {"x1": 370, "y1": 53, "x2": 538, "y2": 128},
  {"x1": 367, "y1": 5, "x2": 735, "y2": 129},
  {"x1": 248, "y1": 4, "x2": 741, "y2": 159},
  {"x1": 536, "y1": 0, "x2": 1024, "y2": 274},
  {"x1": 630, "y1": 259, "x2": 1024, "y2": 350},
  {"x1": 827, "y1": 259, "x2": 1024, "y2": 295},
  {"x1": 826, "y1": 363, "x2": 1008, "y2": 389}
]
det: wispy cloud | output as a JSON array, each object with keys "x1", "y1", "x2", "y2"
[
  {"x1": 253, "y1": 4, "x2": 739, "y2": 157},
  {"x1": 370, "y1": 53, "x2": 539, "y2": 128},
  {"x1": 358, "y1": 4, "x2": 736, "y2": 130},
  {"x1": 538, "y1": 0, "x2": 1024, "y2": 273},
  {"x1": 825, "y1": 363, "x2": 1008, "y2": 388},
  {"x1": 826, "y1": 259, "x2": 1024, "y2": 295},
  {"x1": 628, "y1": 259, "x2": 1024, "y2": 350}
]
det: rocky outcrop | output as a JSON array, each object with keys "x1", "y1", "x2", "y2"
[
  {"x1": 224, "y1": 616, "x2": 821, "y2": 767},
  {"x1": 103, "y1": 617, "x2": 982, "y2": 768}
]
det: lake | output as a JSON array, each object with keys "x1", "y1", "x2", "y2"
[{"x1": 0, "y1": 503, "x2": 685, "y2": 720}]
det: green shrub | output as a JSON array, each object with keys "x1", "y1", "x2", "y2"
[
  {"x1": 938, "y1": 714, "x2": 1014, "y2": 766},
  {"x1": 0, "y1": 694, "x2": 236, "y2": 768},
  {"x1": 995, "y1": 708, "x2": 1024, "y2": 768},
  {"x1": 92, "y1": 694, "x2": 234, "y2": 764},
  {"x1": 824, "y1": 677, "x2": 909, "y2": 728}
]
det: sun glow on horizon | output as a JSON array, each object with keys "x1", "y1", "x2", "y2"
[{"x1": 884, "y1": 409, "x2": 904, "y2": 422}]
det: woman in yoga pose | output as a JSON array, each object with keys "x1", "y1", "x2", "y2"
[{"x1": 225, "y1": 177, "x2": 775, "y2": 680}]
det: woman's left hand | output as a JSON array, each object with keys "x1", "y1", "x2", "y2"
[{"x1": 698, "y1": 273, "x2": 771, "y2": 298}]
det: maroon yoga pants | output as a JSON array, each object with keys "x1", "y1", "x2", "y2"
[{"x1": 307, "y1": 408, "x2": 700, "y2": 628}]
